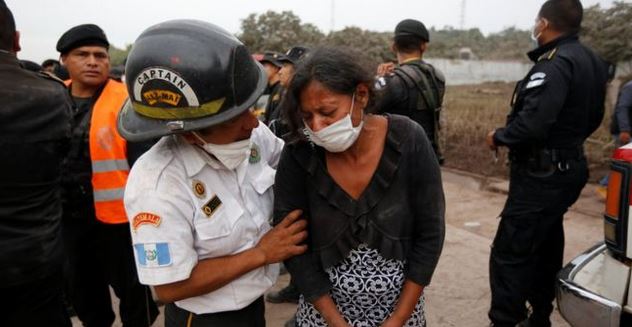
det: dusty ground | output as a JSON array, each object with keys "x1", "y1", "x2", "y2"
[{"x1": 74, "y1": 168, "x2": 604, "y2": 327}]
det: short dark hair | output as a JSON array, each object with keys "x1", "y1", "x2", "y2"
[
  {"x1": 0, "y1": 1, "x2": 16, "y2": 51},
  {"x1": 41, "y1": 59, "x2": 60, "y2": 68},
  {"x1": 282, "y1": 46, "x2": 377, "y2": 142},
  {"x1": 394, "y1": 34, "x2": 425, "y2": 54},
  {"x1": 539, "y1": 0, "x2": 583, "y2": 34}
]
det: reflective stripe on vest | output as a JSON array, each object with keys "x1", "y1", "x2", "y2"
[
  {"x1": 92, "y1": 159, "x2": 130, "y2": 173},
  {"x1": 88, "y1": 79, "x2": 129, "y2": 224},
  {"x1": 94, "y1": 187, "x2": 126, "y2": 202}
]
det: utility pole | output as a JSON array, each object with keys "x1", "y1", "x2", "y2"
[
  {"x1": 330, "y1": 0, "x2": 336, "y2": 32},
  {"x1": 460, "y1": 0, "x2": 466, "y2": 30}
]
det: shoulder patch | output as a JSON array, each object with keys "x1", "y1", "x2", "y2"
[
  {"x1": 132, "y1": 212, "x2": 162, "y2": 232},
  {"x1": 134, "y1": 243, "x2": 172, "y2": 267},
  {"x1": 538, "y1": 47, "x2": 558, "y2": 62},
  {"x1": 525, "y1": 71, "x2": 547, "y2": 89}
]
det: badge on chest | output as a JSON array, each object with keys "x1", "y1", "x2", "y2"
[{"x1": 202, "y1": 194, "x2": 222, "y2": 218}]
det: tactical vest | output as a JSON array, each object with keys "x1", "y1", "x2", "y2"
[{"x1": 392, "y1": 61, "x2": 445, "y2": 114}]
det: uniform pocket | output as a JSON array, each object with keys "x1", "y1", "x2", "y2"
[
  {"x1": 493, "y1": 216, "x2": 539, "y2": 258},
  {"x1": 194, "y1": 199, "x2": 243, "y2": 240},
  {"x1": 251, "y1": 163, "x2": 276, "y2": 195}
]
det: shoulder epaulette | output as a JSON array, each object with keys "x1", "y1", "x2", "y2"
[
  {"x1": 538, "y1": 47, "x2": 558, "y2": 62},
  {"x1": 38, "y1": 71, "x2": 66, "y2": 86}
]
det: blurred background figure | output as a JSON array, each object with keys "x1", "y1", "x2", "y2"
[
  {"x1": 597, "y1": 74, "x2": 632, "y2": 198},
  {"x1": 19, "y1": 58, "x2": 41, "y2": 71},
  {"x1": 267, "y1": 46, "x2": 309, "y2": 138},
  {"x1": 375, "y1": 18, "x2": 446, "y2": 165},
  {"x1": 257, "y1": 51, "x2": 283, "y2": 123}
]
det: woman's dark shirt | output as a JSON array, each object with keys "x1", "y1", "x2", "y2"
[{"x1": 273, "y1": 114, "x2": 445, "y2": 302}]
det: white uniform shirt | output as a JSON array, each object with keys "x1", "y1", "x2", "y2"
[{"x1": 124, "y1": 124, "x2": 284, "y2": 314}]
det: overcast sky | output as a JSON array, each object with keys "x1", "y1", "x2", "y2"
[{"x1": 6, "y1": 0, "x2": 623, "y2": 63}]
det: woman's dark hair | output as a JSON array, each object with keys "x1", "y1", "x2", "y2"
[
  {"x1": 539, "y1": 0, "x2": 583, "y2": 34},
  {"x1": 281, "y1": 46, "x2": 377, "y2": 142}
]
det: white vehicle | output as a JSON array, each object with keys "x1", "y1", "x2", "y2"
[{"x1": 556, "y1": 143, "x2": 632, "y2": 326}]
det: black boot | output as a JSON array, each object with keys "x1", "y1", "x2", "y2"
[{"x1": 266, "y1": 283, "x2": 299, "y2": 303}]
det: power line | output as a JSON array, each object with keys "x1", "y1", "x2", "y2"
[{"x1": 460, "y1": 0, "x2": 466, "y2": 29}]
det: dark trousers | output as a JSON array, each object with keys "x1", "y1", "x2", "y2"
[
  {"x1": 63, "y1": 218, "x2": 159, "y2": 327},
  {"x1": 165, "y1": 297, "x2": 265, "y2": 327},
  {"x1": 0, "y1": 269, "x2": 71, "y2": 327},
  {"x1": 489, "y1": 159, "x2": 588, "y2": 327}
]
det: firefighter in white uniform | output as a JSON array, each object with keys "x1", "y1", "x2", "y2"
[{"x1": 116, "y1": 20, "x2": 307, "y2": 327}]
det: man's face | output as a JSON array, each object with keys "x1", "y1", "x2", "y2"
[
  {"x1": 278, "y1": 63, "x2": 295, "y2": 87},
  {"x1": 262, "y1": 62, "x2": 280, "y2": 83},
  {"x1": 62, "y1": 45, "x2": 110, "y2": 86}
]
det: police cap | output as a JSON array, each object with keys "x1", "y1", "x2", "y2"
[
  {"x1": 395, "y1": 19, "x2": 429, "y2": 42},
  {"x1": 278, "y1": 46, "x2": 309, "y2": 65},
  {"x1": 259, "y1": 51, "x2": 283, "y2": 68},
  {"x1": 56, "y1": 24, "x2": 109, "y2": 54}
]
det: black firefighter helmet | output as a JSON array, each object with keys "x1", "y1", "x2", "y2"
[{"x1": 117, "y1": 19, "x2": 267, "y2": 142}]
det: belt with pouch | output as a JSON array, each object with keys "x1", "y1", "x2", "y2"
[{"x1": 511, "y1": 146, "x2": 584, "y2": 173}]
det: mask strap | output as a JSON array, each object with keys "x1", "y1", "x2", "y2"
[
  {"x1": 349, "y1": 92, "x2": 365, "y2": 125},
  {"x1": 191, "y1": 131, "x2": 207, "y2": 145}
]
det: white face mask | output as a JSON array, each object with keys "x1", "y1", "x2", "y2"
[
  {"x1": 303, "y1": 93, "x2": 364, "y2": 153},
  {"x1": 531, "y1": 19, "x2": 543, "y2": 46},
  {"x1": 192, "y1": 132, "x2": 252, "y2": 170}
]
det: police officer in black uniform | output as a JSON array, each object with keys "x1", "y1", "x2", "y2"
[
  {"x1": 376, "y1": 19, "x2": 446, "y2": 164},
  {"x1": 485, "y1": 1, "x2": 609, "y2": 326},
  {"x1": 258, "y1": 51, "x2": 284, "y2": 124},
  {"x1": 268, "y1": 46, "x2": 308, "y2": 138},
  {"x1": 0, "y1": 2, "x2": 72, "y2": 326}
]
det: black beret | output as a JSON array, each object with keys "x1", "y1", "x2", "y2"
[
  {"x1": 278, "y1": 46, "x2": 309, "y2": 65},
  {"x1": 395, "y1": 19, "x2": 429, "y2": 42},
  {"x1": 56, "y1": 24, "x2": 109, "y2": 54},
  {"x1": 258, "y1": 51, "x2": 283, "y2": 68}
]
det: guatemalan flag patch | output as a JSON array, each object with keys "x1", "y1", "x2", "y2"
[{"x1": 134, "y1": 243, "x2": 172, "y2": 267}]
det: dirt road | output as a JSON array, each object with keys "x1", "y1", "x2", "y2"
[{"x1": 75, "y1": 168, "x2": 604, "y2": 326}]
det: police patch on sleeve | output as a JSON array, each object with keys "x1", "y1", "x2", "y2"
[
  {"x1": 134, "y1": 243, "x2": 172, "y2": 267},
  {"x1": 526, "y1": 72, "x2": 546, "y2": 89},
  {"x1": 132, "y1": 212, "x2": 161, "y2": 232},
  {"x1": 374, "y1": 77, "x2": 387, "y2": 90}
]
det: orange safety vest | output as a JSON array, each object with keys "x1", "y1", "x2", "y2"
[{"x1": 66, "y1": 79, "x2": 130, "y2": 224}]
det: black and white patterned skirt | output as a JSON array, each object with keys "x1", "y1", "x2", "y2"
[{"x1": 296, "y1": 244, "x2": 426, "y2": 327}]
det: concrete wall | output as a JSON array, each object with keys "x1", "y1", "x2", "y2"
[{"x1": 425, "y1": 58, "x2": 532, "y2": 85}]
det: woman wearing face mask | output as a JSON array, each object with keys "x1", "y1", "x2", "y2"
[{"x1": 273, "y1": 47, "x2": 445, "y2": 327}]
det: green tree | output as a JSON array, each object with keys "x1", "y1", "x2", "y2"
[
  {"x1": 109, "y1": 44, "x2": 131, "y2": 66},
  {"x1": 325, "y1": 27, "x2": 392, "y2": 66},
  {"x1": 238, "y1": 11, "x2": 325, "y2": 53},
  {"x1": 582, "y1": 1, "x2": 632, "y2": 65}
]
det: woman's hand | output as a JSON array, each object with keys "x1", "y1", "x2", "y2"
[
  {"x1": 381, "y1": 279, "x2": 424, "y2": 327},
  {"x1": 312, "y1": 294, "x2": 350, "y2": 327}
]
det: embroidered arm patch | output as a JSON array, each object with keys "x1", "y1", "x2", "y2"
[{"x1": 134, "y1": 243, "x2": 172, "y2": 267}]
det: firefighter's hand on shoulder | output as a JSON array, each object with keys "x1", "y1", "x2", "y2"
[
  {"x1": 376, "y1": 62, "x2": 396, "y2": 77},
  {"x1": 255, "y1": 209, "x2": 307, "y2": 264}
]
